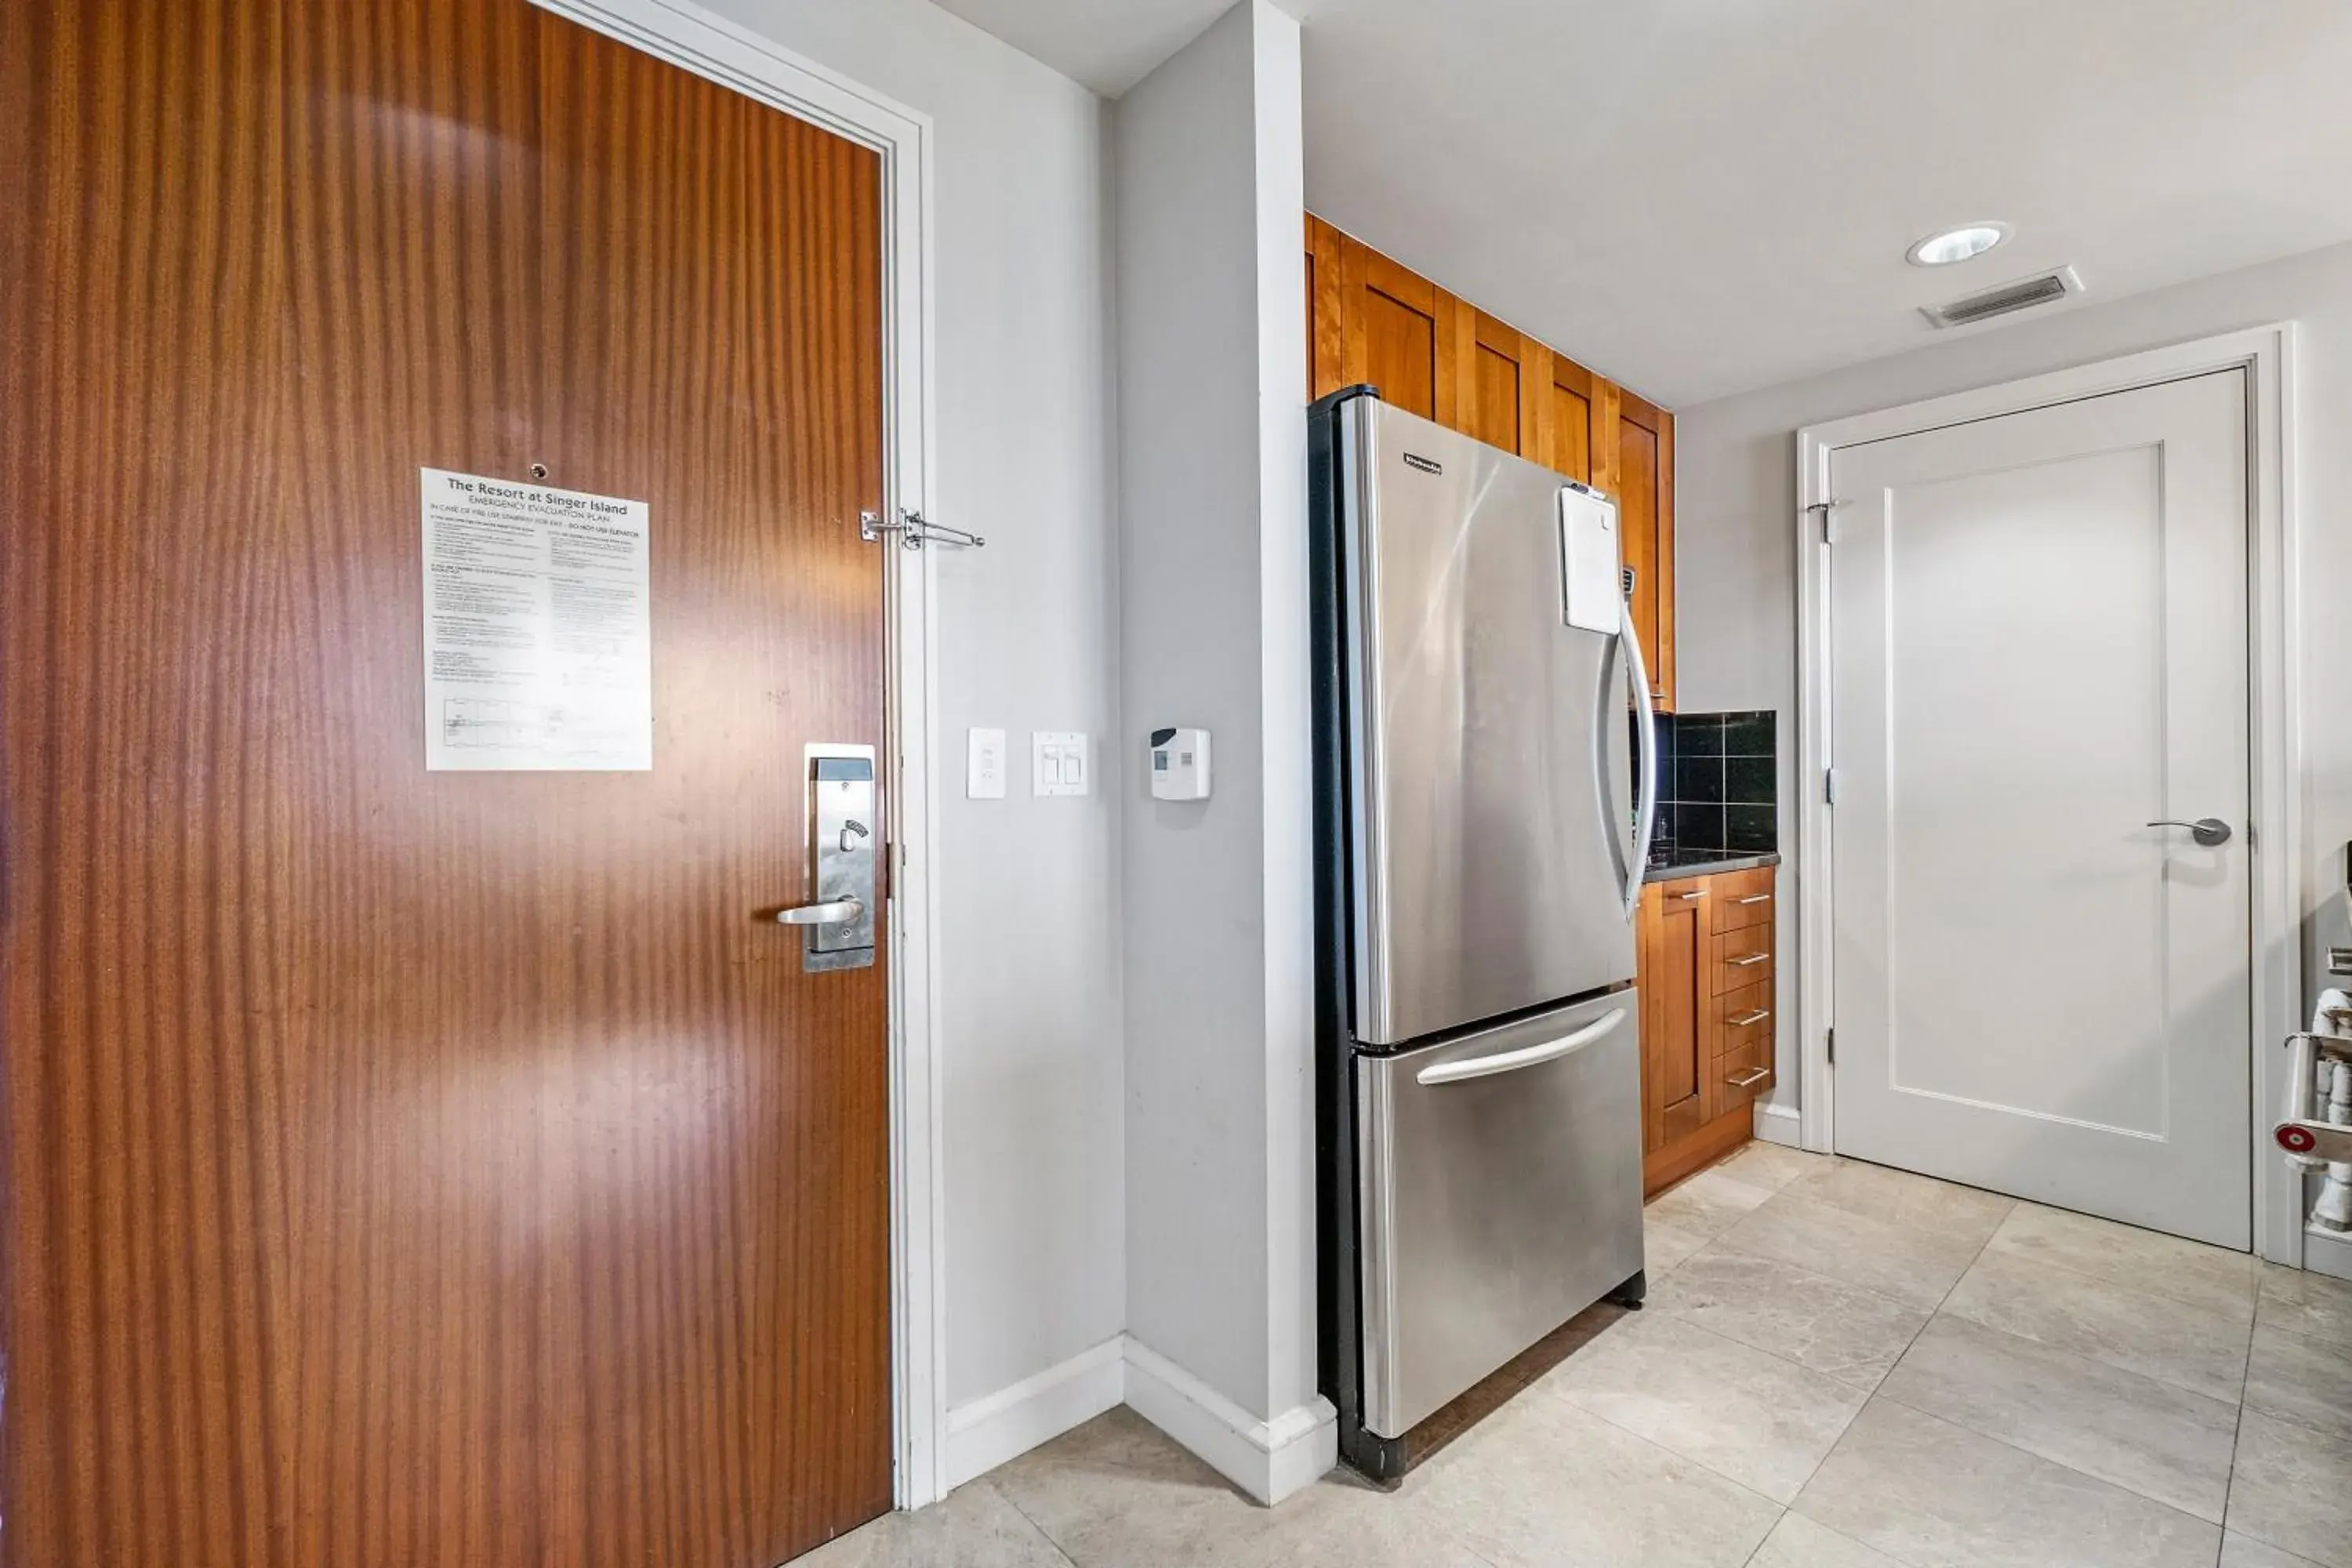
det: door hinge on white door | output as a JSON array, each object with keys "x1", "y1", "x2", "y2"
[
  {"x1": 1824, "y1": 767, "x2": 1839, "y2": 805},
  {"x1": 1826, "y1": 1027, "x2": 1835, "y2": 1065},
  {"x1": 1804, "y1": 499, "x2": 1849, "y2": 544}
]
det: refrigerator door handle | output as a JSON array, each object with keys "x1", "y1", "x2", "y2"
[
  {"x1": 1415, "y1": 1007, "x2": 1628, "y2": 1086},
  {"x1": 1621, "y1": 604, "x2": 1659, "y2": 920}
]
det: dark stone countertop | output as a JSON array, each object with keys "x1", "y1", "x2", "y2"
[{"x1": 1642, "y1": 849, "x2": 1780, "y2": 884}]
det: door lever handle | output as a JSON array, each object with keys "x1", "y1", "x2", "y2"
[
  {"x1": 778, "y1": 898, "x2": 865, "y2": 926},
  {"x1": 2147, "y1": 818, "x2": 2232, "y2": 847}
]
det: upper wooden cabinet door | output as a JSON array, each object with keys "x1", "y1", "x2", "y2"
[
  {"x1": 1618, "y1": 387, "x2": 1677, "y2": 710},
  {"x1": 1352, "y1": 245, "x2": 1454, "y2": 423},
  {"x1": 1305, "y1": 218, "x2": 1457, "y2": 426},
  {"x1": 1550, "y1": 356, "x2": 1612, "y2": 488},
  {"x1": 1465, "y1": 311, "x2": 1543, "y2": 457}
]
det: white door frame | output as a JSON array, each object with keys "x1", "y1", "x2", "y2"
[
  {"x1": 530, "y1": 0, "x2": 950, "y2": 1506},
  {"x1": 1795, "y1": 325, "x2": 2303, "y2": 1265}
]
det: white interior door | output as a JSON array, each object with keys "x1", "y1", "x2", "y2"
[{"x1": 1829, "y1": 369, "x2": 2252, "y2": 1249}]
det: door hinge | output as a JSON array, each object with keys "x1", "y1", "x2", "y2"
[
  {"x1": 1826, "y1": 1027, "x2": 1836, "y2": 1065},
  {"x1": 1824, "y1": 767, "x2": 1839, "y2": 805},
  {"x1": 1804, "y1": 498, "x2": 1848, "y2": 544}
]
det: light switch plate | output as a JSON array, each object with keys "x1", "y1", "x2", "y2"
[
  {"x1": 1033, "y1": 731, "x2": 1090, "y2": 797},
  {"x1": 967, "y1": 728, "x2": 1007, "y2": 799}
]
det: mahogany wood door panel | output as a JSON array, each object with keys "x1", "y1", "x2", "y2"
[{"x1": 1, "y1": 3, "x2": 890, "y2": 1566}]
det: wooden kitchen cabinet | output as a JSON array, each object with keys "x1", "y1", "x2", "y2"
[
  {"x1": 1637, "y1": 865, "x2": 1776, "y2": 1196},
  {"x1": 1305, "y1": 214, "x2": 1676, "y2": 709},
  {"x1": 1617, "y1": 387, "x2": 1675, "y2": 710},
  {"x1": 1639, "y1": 880, "x2": 1711, "y2": 1158}
]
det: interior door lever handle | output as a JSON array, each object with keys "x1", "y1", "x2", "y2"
[
  {"x1": 2147, "y1": 818, "x2": 2232, "y2": 847},
  {"x1": 777, "y1": 898, "x2": 865, "y2": 926}
]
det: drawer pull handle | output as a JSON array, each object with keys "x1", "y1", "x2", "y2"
[
  {"x1": 1728, "y1": 953, "x2": 1770, "y2": 967},
  {"x1": 1735, "y1": 894, "x2": 1773, "y2": 905},
  {"x1": 1676, "y1": 890, "x2": 1708, "y2": 901},
  {"x1": 1726, "y1": 1066, "x2": 1770, "y2": 1088},
  {"x1": 1727, "y1": 1008, "x2": 1771, "y2": 1027}
]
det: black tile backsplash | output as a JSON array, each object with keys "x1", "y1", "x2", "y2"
[
  {"x1": 1724, "y1": 754, "x2": 1774, "y2": 804},
  {"x1": 1678, "y1": 716, "x2": 1726, "y2": 757},
  {"x1": 1670, "y1": 804, "x2": 1726, "y2": 857},
  {"x1": 1674, "y1": 753, "x2": 1726, "y2": 804},
  {"x1": 1726, "y1": 804, "x2": 1777, "y2": 854},
  {"x1": 1651, "y1": 710, "x2": 1777, "y2": 861},
  {"x1": 1722, "y1": 712, "x2": 1774, "y2": 758}
]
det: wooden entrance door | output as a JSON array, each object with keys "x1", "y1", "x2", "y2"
[{"x1": 0, "y1": 3, "x2": 893, "y2": 1564}]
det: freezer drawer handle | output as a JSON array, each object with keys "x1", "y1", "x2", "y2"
[{"x1": 1415, "y1": 1007, "x2": 1628, "y2": 1086}]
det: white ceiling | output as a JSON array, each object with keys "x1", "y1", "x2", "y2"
[{"x1": 930, "y1": 0, "x2": 2352, "y2": 405}]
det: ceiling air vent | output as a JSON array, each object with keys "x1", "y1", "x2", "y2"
[{"x1": 1920, "y1": 265, "x2": 2085, "y2": 329}]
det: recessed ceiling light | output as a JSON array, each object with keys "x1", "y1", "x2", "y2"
[{"x1": 1907, "y1": 223, "x2": 2011, "y2": 267}]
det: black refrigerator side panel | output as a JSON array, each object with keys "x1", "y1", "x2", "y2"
[{"x1": 1308, "y1": 386, "x2": 1408, "y2": 1483}]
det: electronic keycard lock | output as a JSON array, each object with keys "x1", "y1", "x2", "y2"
[{"x1": 775, "y1": 744, "x2": 878, "y2": 971}]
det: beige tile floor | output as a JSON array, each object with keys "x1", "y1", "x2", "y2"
[{"x1": 805, "y1": 1145, "x2": 2352, "y2": 1568}]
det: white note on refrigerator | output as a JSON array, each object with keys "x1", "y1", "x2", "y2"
[{"x1": 419, "y1": 466, "x2": 653, "y2": 771}]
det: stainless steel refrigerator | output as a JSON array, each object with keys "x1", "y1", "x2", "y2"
[{"x1": 1310, "y1": 386, "x2": 1656, "y2": 1482}]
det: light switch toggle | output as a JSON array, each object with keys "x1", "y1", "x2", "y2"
[{"x1": 1033, "y1": 731, "x2": 1091, "y2": 797}]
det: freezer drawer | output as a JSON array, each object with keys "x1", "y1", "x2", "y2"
[{"x1": 1356, "y1": 990, "x2": 1644, "y2": 1439}]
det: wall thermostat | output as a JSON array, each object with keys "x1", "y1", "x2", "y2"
[{"x1": 1149, "y1": 728, "x2": 1210, "y2": 801}]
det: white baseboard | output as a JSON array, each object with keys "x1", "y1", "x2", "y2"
[
  {"x1": 944, "y1": 1336, "x2": 1125, "y2": 1490},
  {"x1": 2306, "y1": 1225, "x2": 2352, "y2": 1283},
  {"x1": 940, "y1": 1334, "x2": 1338, "y2": 1505},
  {"x1": 1751, "y1": 1101, "x2": 1804, "y2": 1148},
  {"x1": 1121, "y1": 1337, "x2": 1337, "y2": 1506}
]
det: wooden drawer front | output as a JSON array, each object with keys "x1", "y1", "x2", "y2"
[
  {"x1": 1711, "y1": 979, "x2": 1773, "y2": 1060},
  {"x1": 1708, "y1": 868, "x2": 1776, "y2": 934},
  {"x1": 1709, "y1": 926, "x2": 1773, "y2": 996},
  {"x1": 1653, "y1": 877, "x2": 1713, "y2": 915},
  {"x1": 1719, "y1": 1030, "x2": 1775, "y2": 1110}
]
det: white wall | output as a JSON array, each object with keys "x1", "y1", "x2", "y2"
[
  {"x1": 696, "y1": 0, "x2": 1127, "y2": 1414},
  {"x1": 1116, "y1": 0, "x2": 1325, "y2": 1483},
  {"x1": 1679, "y1": 241, "x2": 2352, "y2": 1097}
]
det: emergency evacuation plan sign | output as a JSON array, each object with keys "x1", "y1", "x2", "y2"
[{"x1": 419, "y1": 466, "x2": 653, "y2": 771}]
